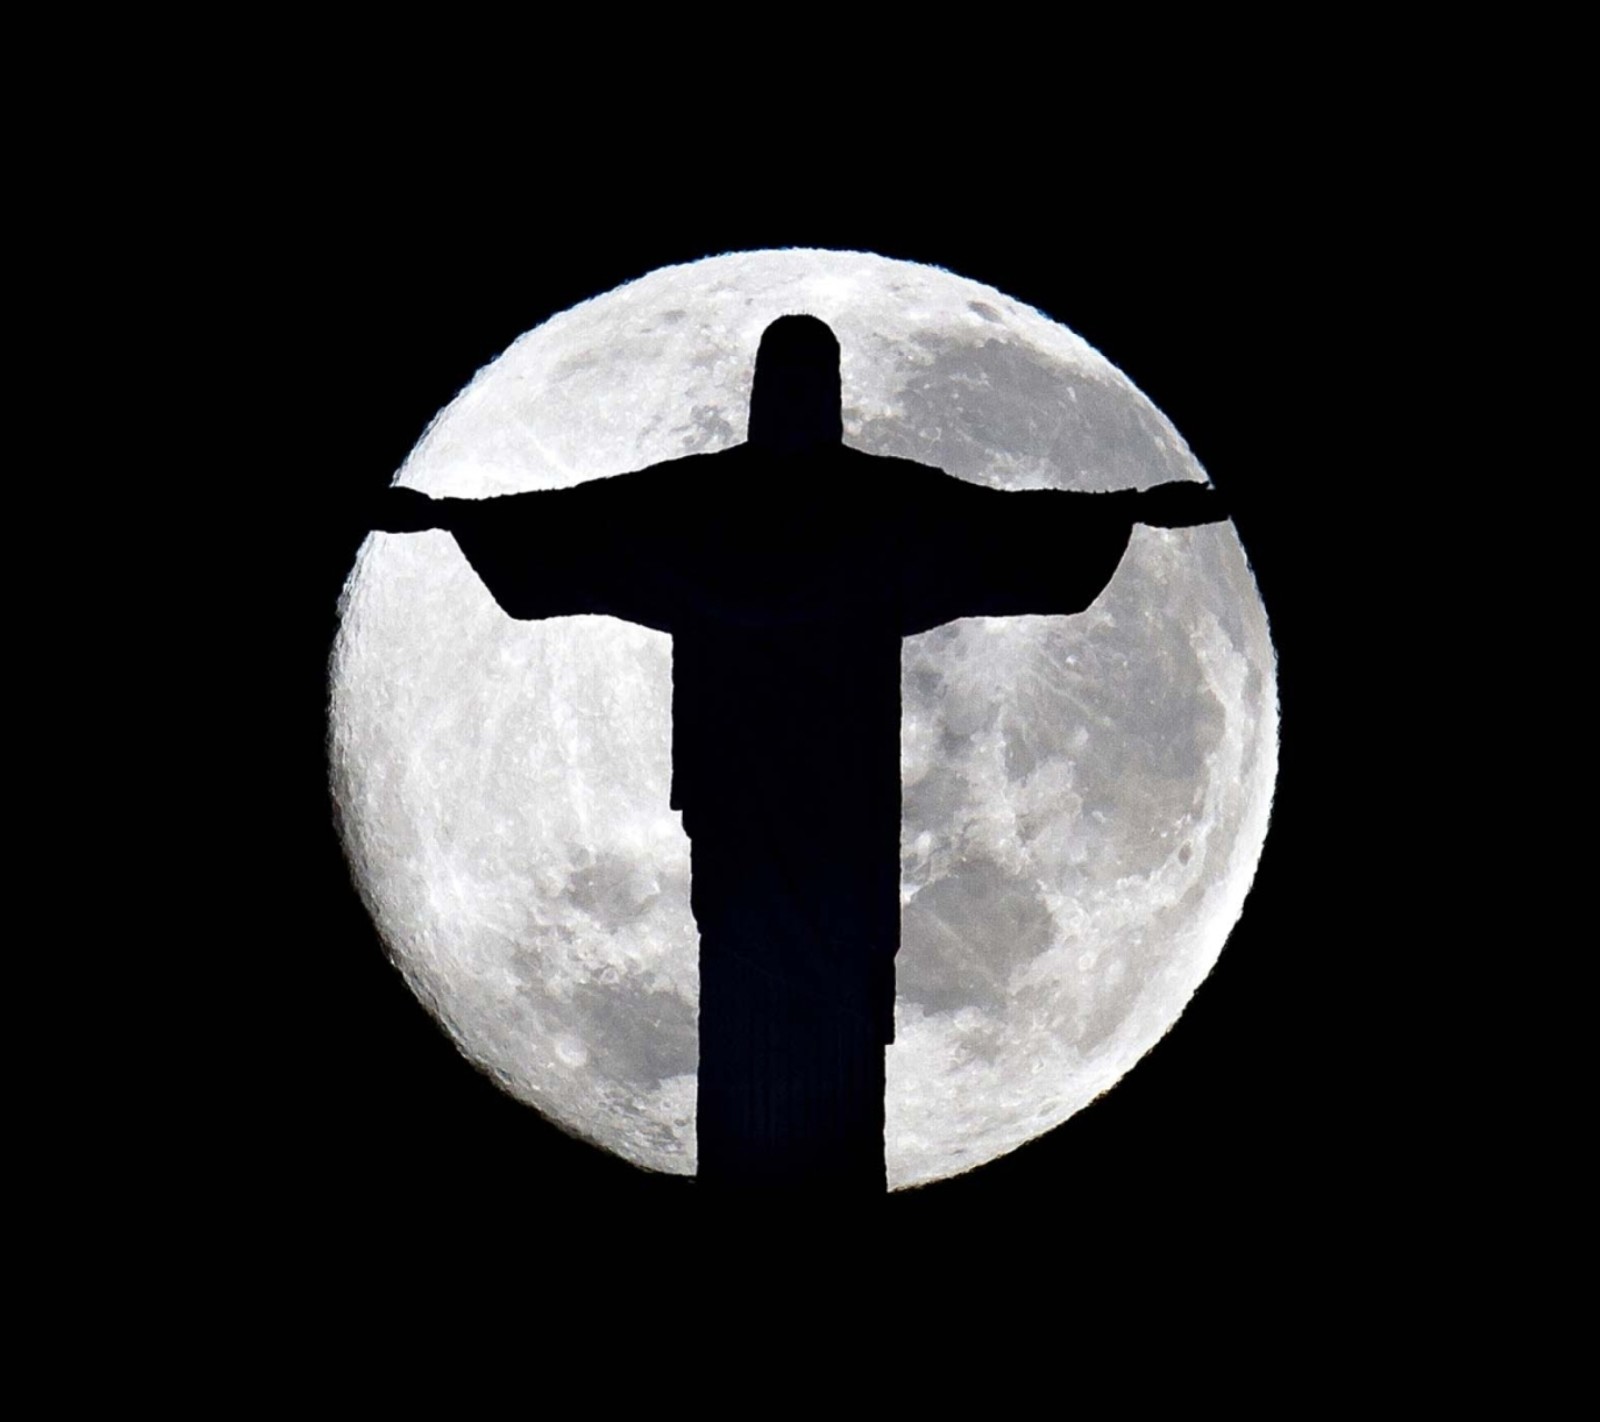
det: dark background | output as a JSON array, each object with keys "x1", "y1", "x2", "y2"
[{"x1": 261, "y1": 182, "x2": 1389, "y2": 1274}]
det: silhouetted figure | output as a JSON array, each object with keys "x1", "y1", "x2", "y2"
[{"x1": 372, "y1": 316, "x2": 1226, "y2": 1195}]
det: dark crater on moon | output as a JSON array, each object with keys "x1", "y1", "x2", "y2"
[
  {"x1": 563, "y1": 979, "x2": 697, "y2": 1086},
  {"x1": 901, "y1": 758, "x2": 973, "y2": 832},
  {"x1": 680, "y1": 402, "x2": 739, "y2": 453},
  {"x1": 565, "y1": 850, "x2": 662, "y2": 925},
  {"x1": 899, "y1": 857, "x2": 1054, "y2": 1016}
]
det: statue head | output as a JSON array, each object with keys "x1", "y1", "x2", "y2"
[{"x1": 747, "y1": 315, "x2": 843, "y2": 453}]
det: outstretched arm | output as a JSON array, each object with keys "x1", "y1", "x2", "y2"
[
  {"x1": 370, "y1": 485, "x2": 455, "y2": 534},
  {"x1": 1121, "y1": 481, "x2": 1229, "y2": 530},
  {"x1": 900, "y1": 477, "x2": 1228, "y2": 635},
  {"x1": 369, "y1": 481, "x2": 674, "y2": 629}
]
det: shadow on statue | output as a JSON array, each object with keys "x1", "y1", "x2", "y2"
[{"x1": 372, "y1": 316, "x2": 1226, "y2": 1196}]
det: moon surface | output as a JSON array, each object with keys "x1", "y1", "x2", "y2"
[{"x1": 329, "y1": 249, "x2": 1277, "y2": 1189}]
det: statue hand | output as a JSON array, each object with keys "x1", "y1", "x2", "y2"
[
  {"x1": 372, "y1": 486, "x2": 440, "y2": 534},
  {"x1": 1138, "y1": 481, "x2": 1229, "y2": 529}
]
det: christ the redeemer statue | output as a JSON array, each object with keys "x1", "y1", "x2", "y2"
[{"x1": 372, "y1": 316, "x2": 1226, "y2": 1194}]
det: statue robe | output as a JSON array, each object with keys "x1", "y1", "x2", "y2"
[{"x1": 443, "y1": 441, "x2": 1136, "y2": 1189}]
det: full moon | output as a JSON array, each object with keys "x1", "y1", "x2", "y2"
[{"x1": 329, "y1": 249, "x2": 1277, "y2": 1190}]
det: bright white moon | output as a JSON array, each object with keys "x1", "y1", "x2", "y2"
[{"x1": 330, "y1": 250, "x2": 1277, "y2": 1189}]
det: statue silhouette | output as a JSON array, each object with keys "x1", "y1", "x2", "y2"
[{"x1": 371, "y1": 316, "x2": 1227, "y2": 1194}]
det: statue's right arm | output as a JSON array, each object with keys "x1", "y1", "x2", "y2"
[
  {"x1": 367, "y1": 481, "x2": 673, "y2": 631},
  {"x1": 370, "y1": 485, "x2": 448, "y2": 533}
]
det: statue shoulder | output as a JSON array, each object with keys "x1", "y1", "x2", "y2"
[
  {"x1": 834, "y1": 445, "x2": 959, "y2": 488},
  {"x1": 622, "y1": 443, "x2": 747, "y2": 492}
]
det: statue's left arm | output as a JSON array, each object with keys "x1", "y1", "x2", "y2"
[{"x1": 899, "y1": 476, "x2": 1228, "y2": 635}]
